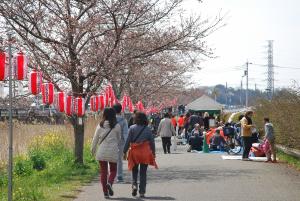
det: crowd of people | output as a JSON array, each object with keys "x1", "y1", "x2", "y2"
[{"x1": 91, "y1": 103, "x2": 276, "y2": 199}]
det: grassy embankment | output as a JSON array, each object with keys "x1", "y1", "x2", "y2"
[
  {"x1": 0, "y1": 118, "x2": 99, "y2": 201},
  {"x1": 277, "y1": 151, "x2": 300, "y2": 171}
]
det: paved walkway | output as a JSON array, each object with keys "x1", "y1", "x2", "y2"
[{"x1": 74, "y1": 139, "x2": 300, "y2": 201}]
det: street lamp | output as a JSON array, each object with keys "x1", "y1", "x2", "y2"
[
  {"x1": 7, "y1": 31, "x2": 14, "y2": 201},
  {"x1": 0, "y1": 31, "x2": 27, "y2": 201}
]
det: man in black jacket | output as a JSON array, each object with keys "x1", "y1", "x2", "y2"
[{"x1": 187, "y1": 132, "x2": 203, "y2": 152}]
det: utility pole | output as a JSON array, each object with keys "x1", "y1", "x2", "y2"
[
  {"x1": 225, "y1": 82, "x2": 228, "y2": 107},
  {"x1": 246, "y1": 62, "x2": 248, "y2": 108},
  {"x1": 245, "y1": 61, "x2": 252, "y2": 108},
  {"x1": 240, "y1": 80, "x2": 243, "y2": 106},
  {"x1": 267, "y1": 40, "x2": 274, "y2": 99}
]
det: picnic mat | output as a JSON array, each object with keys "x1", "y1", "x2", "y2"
[
  {"x1": 221, "y1": 155, "x2": 267, "y2": 161},
  {"x1": 190, "y1": 150, "x2": 225, "y2": 154}
]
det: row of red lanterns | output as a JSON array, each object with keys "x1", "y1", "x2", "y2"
[
  {"x1": 0, "y1": 50, "x2": 159, "y2": 116},
  {"x1": 29, "y1": 72, "x2": 139, "y2": 116},
  {"x1": 0, "y1": 51, "x2": 27, "y2": 81}
]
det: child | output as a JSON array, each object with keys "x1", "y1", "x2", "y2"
[{"x1": 264, "y1": 117, "x2": 276, "y2": 163}]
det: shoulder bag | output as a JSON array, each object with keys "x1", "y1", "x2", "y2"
[{"x1": 98, "y1": 125, "x2": 114, "y2": 145}]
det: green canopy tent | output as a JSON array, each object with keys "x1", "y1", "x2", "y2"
[{"x1": 186, "y1": 94, "x2": 223, "y2": 116}]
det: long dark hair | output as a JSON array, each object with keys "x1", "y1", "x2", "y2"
[
  {"x1": 134, "y1": 112, "x2": 148, "y2": 126},
  {"x1": 100, "y1": 107, "x2": 117, "y2": 128}
]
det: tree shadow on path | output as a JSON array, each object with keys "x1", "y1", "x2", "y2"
[
  {"x1": 148, "y1": 167, "x2": 254, "y2": 183},
  {"x1": 109, "y1": 196, "x2": 176, "y2": 201}
]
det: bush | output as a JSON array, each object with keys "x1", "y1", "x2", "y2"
[
  {"x1": 14, "y1": 156, "x2": 33, "y2": 176},
  {"x1": 254, "y1": 89, "x2": 300, "y2": 149},
  {"x1": 29, "y1": 152, "x2": 46, "y2": 171}
]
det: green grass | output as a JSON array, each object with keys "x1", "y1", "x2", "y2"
[
  {"x1": 0, "y1": 133, "x2": 98, "y2": 201},
  {"x1": 278, "y1": 150, "x2": 300, "y2": 171}
]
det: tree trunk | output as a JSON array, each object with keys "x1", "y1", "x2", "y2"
[{"x1": 72, "y1": 116, "x2": 85, "y2": 164}]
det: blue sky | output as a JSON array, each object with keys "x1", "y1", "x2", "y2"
[{"x1": 182, "y1": 0, "x2": 300, "y2": 90}]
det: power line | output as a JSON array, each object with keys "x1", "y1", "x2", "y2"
[{"x1": 252, "y1": 63, "x2": 300, "y2": 70}]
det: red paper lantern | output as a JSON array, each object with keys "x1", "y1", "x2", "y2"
[
  {"x1": 105, "y1": 84, "x2": 117, "y2": 107},
  {"x1": 0, "y1": 51, "x2": 7, "y2": 81},
  {"x1": 14, "y1": 51, "x2": 27, "y2": 80},
  {"x1": 42, "y1": 83, "x2": 54, "y2": 105},
  {"x1": 136, "y1": 101, "x2": 144, "y2": 111},
  {"x1": 29, "y1": 70, "x2": 43, "y2": 95},
  {"x1": 107, "y1": 84, "x2": 113, "y2": 97},
  {"x1": 122, "y1": 95, "x2": 128, "y2": 112},
  {"x1": 74, "y1": 97, "x2": 85, "y2": 117},
  {"x1": 127, "y1": 97, "x2": 134, "y2": 112},
  {"x1": 90, "y1": 95, "x2": 99, "y2": 112},
  {"x1": 105, "y1": 90, "x2": 109, "y2": 107},
  {"x1": 65, "y1": 95, "x2": 73, "y2": 116},
  {"x1": 55, "y1": 91, "x2": 65, "y2": 112},
  {"x1": 99, "y1": 95, "x2": 105, "y2": 111}
]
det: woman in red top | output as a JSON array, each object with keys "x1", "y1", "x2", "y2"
[
  {"x1": 177, "y1": 115, "x2": 184, "y2": 135},
  {"x1": 171, "y1": 115, "x2": 177, "y2": 130}
]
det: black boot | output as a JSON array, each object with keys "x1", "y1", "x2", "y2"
[{"x1": 132, "y1": 185, "x2": 137, "y2": 197}]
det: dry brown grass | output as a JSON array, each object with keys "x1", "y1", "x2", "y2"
[
  {"x1": 254, "y1": 89, "x2": 300, "y2": 150},
  {"x1": 0, "y1": 116, "x2": 101, "y2": 166}
]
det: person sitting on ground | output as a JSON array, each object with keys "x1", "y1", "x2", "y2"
[
  {"x1": 187, "y1": 128, "x2": 203, "y2": 152},
  {"x1": 190, "y1": 124, "x2": 203, "y2": 136},
  {"x1": 209, "y1": 129, "x2": 226, "y2": 151}
]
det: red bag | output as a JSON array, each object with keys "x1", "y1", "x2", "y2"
[
  {"x1": 127, "y1": 141, "x2": 158, "y2": 171},
  {"x1": 250, "y1": 147, "x2": 265, "y2": 157},
  {"x1": 262, "y1": 139, "x2": 271, "y2": 154}
]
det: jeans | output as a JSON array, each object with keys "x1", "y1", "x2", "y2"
[
  {"x1": 132, "y1": 164, "x2": 148, "y2": 194},
  {"x1": 242, "y1": 136, "x2": 252, "y2": 159},
  {"x1": 117, "y1": 141, "x2": 125, "y2": 180},
  {"x1": 161, "y1": 137, "x2": 171, "y2": 153},
  {"x1": 99, "y1": 161, "x2": 117, "y2": 193}
]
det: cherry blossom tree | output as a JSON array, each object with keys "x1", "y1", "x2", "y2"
[{"x1": 0, "y1": 0, "x2": 224, "y2": 163}]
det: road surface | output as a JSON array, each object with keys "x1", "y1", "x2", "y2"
[{"x1": 74, "y1": 138, "x2": 300, "y2": 201}]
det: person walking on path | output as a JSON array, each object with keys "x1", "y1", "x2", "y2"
[
  {"x1": 91, "y1": 108, "x2": 121, "y2": 199},
  {"x1": 241, "y1": 111, "x2": 255, "y2": 161},
  {"x1": 264, "y1": 117, "x2": 277, "y2": 163},
  {"x1": 128, "y1": 109, "x2": 138, "y2": 128},
  {"x1": 183, "y1": 112, "x2": 191, "y2": 142},
  {"x1": 158, "y1": 113, "x2": 176, "y2": 154},
  {"x1": 189, "y1": 112, "x2": 204, "y2": 130},
  {"x1": 113, "y1": 103, "x2": 129, "y2": 183},
  {"x1": 123, "y1": 112, "x2": 156, "y2": 198}
]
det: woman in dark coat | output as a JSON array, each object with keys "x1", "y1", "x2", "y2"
[{"x1": 124, "y1": 112, "x2": 156, "y2": 198}]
